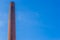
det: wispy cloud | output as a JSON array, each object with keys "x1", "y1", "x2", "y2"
[
  {"x1": 0, "y1": 12, "x2": 8, "y2": 40},
  {"x1": 0, "y1": 12, "x2": 7, "y2": 27},
  {"x1": 16, "y1": 10, "x2": 50, "y2": 40}
]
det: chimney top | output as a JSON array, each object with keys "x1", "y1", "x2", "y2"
[{"x1": 10, "y1": 1, "x2": 15, "y2": 7}]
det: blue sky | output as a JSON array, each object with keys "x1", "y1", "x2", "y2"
[{"x1": 0, "y1": 0, "x2": 60, "y2": 40}]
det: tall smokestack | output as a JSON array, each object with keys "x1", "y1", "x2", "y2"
[{"x1": 8, "y1": 2, "x2": 16, "y2": 40}]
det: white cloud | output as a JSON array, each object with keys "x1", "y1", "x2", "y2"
[
  {"x1": 0, "y1": 12, "x2": 8, "y2": 40},
  {"x1": 0, "y1": 21, "x2": 4, "y2": 27},
  {"x1": 0, "y1": 12, "x2": 7, "y2": 28}
]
